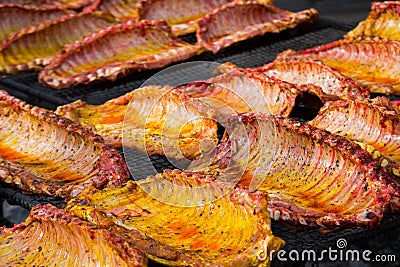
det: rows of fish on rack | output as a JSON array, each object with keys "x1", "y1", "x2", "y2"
[
  {"x1": 0, "y1": 0, "x2": 319, "y2": 89},
  {"x1": 1, "y1": 1, "x2": 400, "y2": 266}
]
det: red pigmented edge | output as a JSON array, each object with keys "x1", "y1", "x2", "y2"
[{"x1": 39, "y1": 20, "x2": 201, "y2": 89}]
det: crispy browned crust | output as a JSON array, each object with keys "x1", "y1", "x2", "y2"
[
  {"x1": 196, "y1": 2, "x2": 319, "y2": 53},
  {"x1": 0, "y1": 90, "x2": 129, "y2": 199},
  {"x1": 189, "y1": 113, "x2": 400, "y2": 230},
  {"x1": 39, "y1": 20, "x2": 201, "y2": 89},
  {"x1": 66, "y1": 173, "x2": 284, "y2": 266},
  {"x1": 345, "y1": 1, "x2": 400, "y2": 40},
  {"x1": 277, "y1": 37, "x2": 400, "y2": 95},
  {"x1": 0, "y1": 4, "x2": 76, "y2": 49},
  {"x1": 253, "y1": 59, "x2": 370, "y2": 100},
  {"x1": 0, "y1": 11, "x2": 118, "y2": 74},
  {"x1": 0, "y1": 204, "x2": 147, "y2": 267}
]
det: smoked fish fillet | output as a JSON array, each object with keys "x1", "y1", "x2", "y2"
[
  {"x1": 66, "y1": 170, "x2": 285, "y2": 266},
  {"x1": 197, "y1": 2, "x2": 318, "y2": 53},
  {"x1": 0, "y1": 0, "x2": 97, "y2": 9},
  {"x1": 345, "y1": 1, "x2": 400, "y2": 41},
  {"x1": 309, "y1": 97, "x2": 400, "y2": 176},
  {"x1": 253, "y1": 59, "x2": 369, "y2": 100},
  {"x1": 277, "y1": 38, "x2": 400, "y2": 95},
  {"x1": 138, "y1": 0, "x2": 262, "y2": 36},
  {"x1": 0, "y1": 90, "x2": 129, "y2": 198},
  {"x1": 0, "y1": 11, "x2": 118, "y2": 73},
  {"x1": 0, "y1": 4, "x2": 75, "y2": 48},
  {"x1": 0, "y1": 204, "x2": 147, "y2": 267},
  {"x1": 39, "y1": 20, "x2": 201, "y2": 89},
  {"x1": 56, "y1": 86, "x2": 218, "y2": 160},
  {"x1": 174, "y1": 66, "x2": 300, "y2": 117},
  {"x1": 189, "y1": 114, "x2": 400, "y2": 230}
]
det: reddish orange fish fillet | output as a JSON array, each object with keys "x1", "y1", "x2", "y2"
[
  {"x1": 0, "y1": 90, "x2": 129, "y2": 198},
  {"x1": 0, "y1": 204, "x2": 147, "y2": 267},
  {"x1": 56, "y1": 86, "x2": 218, "y2": 160},
  {"x1": 175, "y1": 64, "x2": 300, "y2": 117},
  {"x1": 0, "y1": 4, "x2": 75, "y2": 48},
  {"x1": 309, "y1": 97, "x2": 400, "y2": 176},
  {"x1": 345, "y1": 1, "x2": 400, "y2": 41},
  {"x1": 277, "y1": 38, "x2": 400, "y2": 95},
  {"x1": 253, "y1": 59, "x2": 369, "y2": 100},
  {"x1": 39, "y1": 20, "x2": 201, "y2": 89},
  {"x1": 66, "y1": 171, "x2": 285, "y2": 266},
  {"x1": 0, "y1": 11, "x2": 118, "y2": 74},
  {"x1": 189, "y1": 114, "x2": 400, "y2": 230},
  {"x1": 196, "y1": 2, "x2": 318, "y2": 53}
]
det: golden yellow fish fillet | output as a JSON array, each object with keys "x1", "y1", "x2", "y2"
[{"x1": 66, "y1": 169, "x2": 284, "y2": 266}]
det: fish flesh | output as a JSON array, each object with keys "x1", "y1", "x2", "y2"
[
  {"x1": 309, "y1": 97, "x2": 400, "y2": 176},
  {"x1": 189, "y1": 113, "x2": 400, "y2": 230},
  {"x1": 345, "y1": 1, "x2": 400, "y2": 41},
  {"x1": 0, "y1": 204, "x2": 147, "y2": 267},
  {"x1": 39, "y1": 20, "x2": 201, "y2": 89},
  {"x1": 0, "y1": 11, "x2": 118, "y2": 73},
  {"x1": 0, "y1": 4, "x2": 75, "y2": 48},
  {"x1": 66, "y1": 170, "x2": 285, "y2": 266},
  {"x1": 252, "y1": 59, "x2": 369, "y2": 100},
  {"x1": 196, "y1": 2, "x2": 319, "y2": 53},
  {"x1": 0, "y1": 90, "x2": 129, "y2": 198},
  {"x1": 174, "y1": 65, "x2": 300, "y2": 117},
  {"x1": 56, "y1": 86, "x2": 218, "y2": 160},
  {"x1": 277, "y1": 38, "x2": 400, "y2": 95},
  {"x1": 138, "y1": 0, "x2": 236, "y2": 36}
]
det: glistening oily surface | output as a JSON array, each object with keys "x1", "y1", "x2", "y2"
[
  {"x1": 137, "y1": 0, "x2": 239, "y2": 35},
  {"x1": 0, "y1": 90, "x2": 129, "y2": 198},
  {"x1": 0, "y1": 5, "x2": 75, "y2": 46},
  {"x1": 196, "y1": 2, "x2": 319, "y2": 53},
  {"x1": 66, "y1": 171, "x2": 285, "y2": 266},
  {"x1": 57, "y1": 85, "x2": 219, "y2": 160},
  {"x1": 0, "y1": 11, "x2": 118, "y2": 73},
  {"x1": 252, "y1": 59, "x2": 369, "y2": 100},
  {"x1": 309, "y1": 97, "x2": 400, "y2": 177},
  {"x1": 0, "y1": 204, "x2": 147, "y2": 267},
  {"x1": 277, "y1": 38, "x2": 400, "y2": 95},
  {"x1": 189, "y1": 114, "x2": 400, "y2": 230},
  {"x1": 39, "y1": 21, "x2": 200, "y2": 89},
  {"x1": 175, "y1": 65, "x2": 300, "y2": 117},
  {"x1": 345, "y1": 1, "x2": 400, "y2": 41}
]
